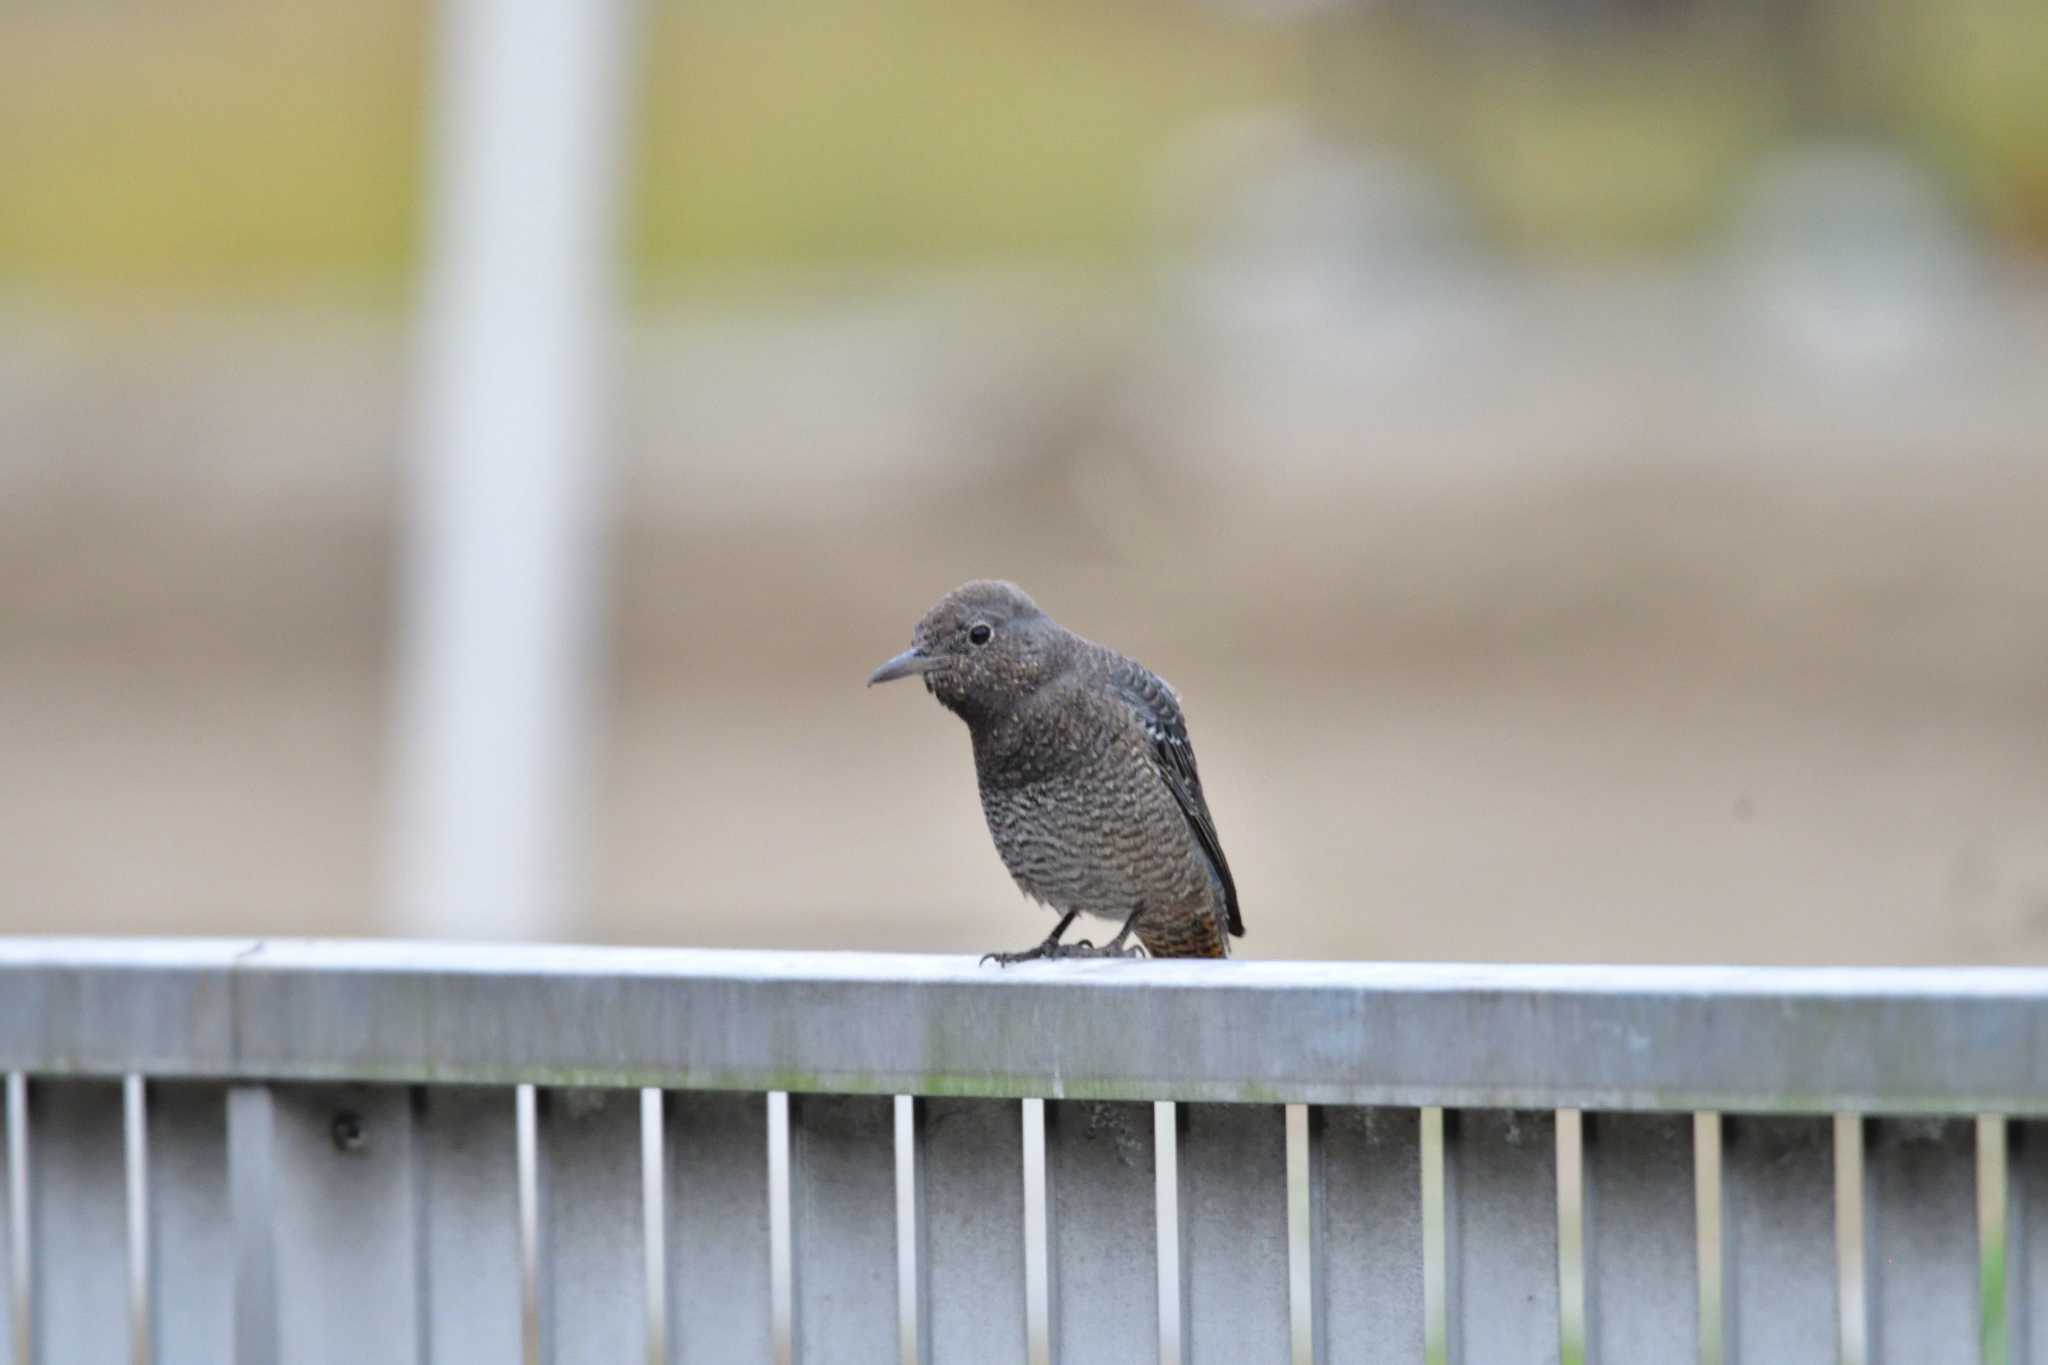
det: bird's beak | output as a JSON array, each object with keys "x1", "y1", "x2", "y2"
[{"x1": 867, "y1": 648, "x2": 942, "y2": 687}]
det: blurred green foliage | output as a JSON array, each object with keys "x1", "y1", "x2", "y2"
[
  {"x1": 632, "y1": 0, "x2": 1289, "y2": 267},
  {"x1": 0, "y1": 0, "x2": 2042, "y2": 298},
  {"x1": 0, "y1": 1, "x2": 426, "y2": 295}
]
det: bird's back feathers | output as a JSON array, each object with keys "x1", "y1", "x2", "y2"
[{"x1": 1100, "y1": 652, "x2": 1243, "y2": 939}]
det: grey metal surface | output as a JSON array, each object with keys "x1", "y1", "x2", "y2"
[
  {"x1": 3, "y1": 1076, "x2": 18, "y2": 1365},
  {"x1": 5, "y1": 940, "x2": 2048, "y2": 1113},
  {"x1": 268, "y1": 1085, "x2": 422, "y2": 1364},
  {"x1": 1581, "y1": 1111, "x2": 1698, "y2": 1365},
  {"x1": 147, "y1": 1083, "x2": 232, "y2": 1365},
  {"x1": 226, "y1": 1086, "x2": 278, "y2": 1365},
  {"x1": 29, "y1": 1081, "x2": 130, "y2": 1365},
  {"x1": 1443, "y1": 1108, "x2": 1560, "y2": 1365},
  {"x1": 121, "y1": 1077, "x2": 144, "y2": 1365},
  {"x1": 1177, "y1": 1102, "x2": 1290, "y2": 1365},
  {"x1": 1719, "y1": 1114, "x2": 1838, "y2": 1365},
  {"x1": 913, "y1": 1098, "x2": 1027, "y2": 1365},
  {"x1": 2011, "y1": 1120, "x2": 2048, "y2": 1365},
  {"x1": 2, "y1": 943, "x2": 2038, "y2": 1364},
  {"x1": 788, "y1": 1094, "x2": 899, "y2": 1365},
  {"x1": 536, "y1": 1087, "x2": 647, "y2": 1364},
  {"x1": 415, "y1": 1086, "x2": 523, "y2": 1365},
  {"x1": 1042, "y1": 1099, "x2": 1159, "y2": 1365},
  {"x1": 1861, "y1": 1116, "x2": 1979, "y2": 1364},
  {"x1": 1307, "y1": 1106, "x2": 1423, "y2": 1365},
  {"x1": 665, "y1": 1090, "x2": 774, "y2": 1365}
]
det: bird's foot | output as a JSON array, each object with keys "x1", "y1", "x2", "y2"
[
  {"x1": 980, "y1": 939, "x2": 1144, "y2": 967},
  {"x1": 981, "y1": 940, "x2": 1078, "y2": 966},
  {"x1": 1071, "y1": 943, "x2": 1147, "y2": 960}
]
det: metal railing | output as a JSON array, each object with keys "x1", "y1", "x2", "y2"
[{"x1": 2, "y1": 938, "x2": 2046, "y2": 1364}]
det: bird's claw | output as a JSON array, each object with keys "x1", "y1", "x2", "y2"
[{"x1": 980, "y1": 939, "x2": 1144, "y2": 967}]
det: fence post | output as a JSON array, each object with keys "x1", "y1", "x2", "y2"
[{"x1": 387, "y1": 0, "x2": 642, "y2": 942}]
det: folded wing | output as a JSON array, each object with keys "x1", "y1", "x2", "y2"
[{"x1": 1111, "y1": 658, "x2": 1243, "y2": 938}]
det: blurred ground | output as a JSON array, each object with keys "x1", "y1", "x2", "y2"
[{"x1": 5, "y1": 268, "x2": 2045, "y2": 965}]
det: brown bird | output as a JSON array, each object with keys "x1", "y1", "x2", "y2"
[{"x1": 868, "y1": 580, "x2": 1242, "y2": 961}]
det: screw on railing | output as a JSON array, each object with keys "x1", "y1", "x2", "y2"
[{"x1": 331, "y1": 1112, "x2": 366, "y2": 1155}]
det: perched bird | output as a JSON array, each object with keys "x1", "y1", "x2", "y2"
[{"x1": 868, "y1": 580, "x2": 1242, "y2": 961}]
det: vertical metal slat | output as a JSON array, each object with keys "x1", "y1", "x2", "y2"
[
  {"x1": 1443, "y1": 1108, "x2": 1561, "y2": 1365},
  {"x1": 1862, "y1": 1116, "x2": 1979, "y2": 1364},
  {"x1": 536, "y1": 1088, "x2": 647, "y2": 1363},
  {"x1": 913, "y1": 1098, "x2": 1027, "y2": 1365},
  {"x1": 121, "y1": 1077, "x2": 144, "y2": 1365},
  {"x1": 1581, "y1": 1111, "x2": 1698, "y2": 1365},
  {"x1": 1719, "y1": 1114, "x2": 1838, "y2": 1365},
  {"x1": 1176, "y1": 1102, "x2": 1289, "y2": 1365},
  {"x1": 1307, "y1": 1106, "x2": 1423, "y2": 1365},
  {"x1": 227, "y1": 1086, "x2": 279, "y2": 1365},
  {"x1": 147, "y1": 1083, "x2": 232, "y2": 1365},
  {"x1": 787, "y1": 1094, "x2": 898, "y2": 1365},
  {"x1": 665, "y1": 1091, "x2": 774, "y2": 1365},
  {"x1": 3, "y1": 1075, "x2": 24, "y2": 1365},
  {"x1": 29, "y1": 1081, "x2": 129, "y2": 1365},
  {"x1": 266, "y1": 1085, "x2": 422, "y2": 1364},
  {"x1": 2010, "y1": 1119, "x2": 2048, "y2": 1365},
  {"x1": 1043, "y1": 1100, "x2": 1159, "y2": 1365},
  {"x1": 416, "y1": 1086, "x2": 523, "y2": 1364}
]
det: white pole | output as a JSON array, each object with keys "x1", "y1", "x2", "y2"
[{"x1": 387, "y1": 0, "x2": 639, "y2": 940}]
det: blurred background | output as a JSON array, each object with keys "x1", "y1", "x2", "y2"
[{"x1": 3, "y1": 0, "x2": 2046, "y2": 966}]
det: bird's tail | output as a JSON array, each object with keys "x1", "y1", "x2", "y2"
[{"x1": 1135, "y1": 907, "x2": 1231, "y2": 959}]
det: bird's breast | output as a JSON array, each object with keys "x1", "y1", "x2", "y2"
[{"x1": 975, "y1": 756, "x2": 1213, "y2": 919}]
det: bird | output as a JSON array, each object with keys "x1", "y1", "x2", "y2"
[{"x1": 867, "y1": 580, "x2": 1242, "y2": 962}]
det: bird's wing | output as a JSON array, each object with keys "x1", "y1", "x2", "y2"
[{"x1": 1111, "y1": 657, "x2": 1243, "y2": 937}]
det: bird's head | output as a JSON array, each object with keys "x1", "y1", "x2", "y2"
[{"x1": 868, "y1": 580, "x2": 1065, "y2": 721}]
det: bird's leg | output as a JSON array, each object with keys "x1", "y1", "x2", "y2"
[
  {"x1": 1097, "y1": 907, "x2": 1148, "y2": 958},
  {"x1": 981, "y1": 910, "x2": 1084, "y2": 966},
  {"x1": 982, "y1": 908, "x2": 1150, "y2": 966}
]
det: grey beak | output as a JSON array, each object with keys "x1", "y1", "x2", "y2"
[{"x1": 868, "y1": 648, "x2": 942, "y2": 686}]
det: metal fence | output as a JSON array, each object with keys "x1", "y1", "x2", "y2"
[{"x1": 2, "y1": 939, "x2": 2046, "y2": 1364}]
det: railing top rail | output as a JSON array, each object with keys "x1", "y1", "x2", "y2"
[{"x1": 2, "y1": 937, "x2": 2045, "y2": 1113}]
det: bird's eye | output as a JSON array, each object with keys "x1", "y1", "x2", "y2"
[{"x1": 968, "y1": 623, "x2": 993, "y2": 646}]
